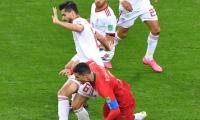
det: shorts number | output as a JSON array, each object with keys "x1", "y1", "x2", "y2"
[
  {"x1": 149, "y1": 8, "x2": 156, "y2": 17},
  {"x1": 83, "y1": 83, "x2": 91, "y2": 93}
]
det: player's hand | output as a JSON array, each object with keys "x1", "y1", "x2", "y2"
[
  {"x1": 52, "y1": 7, "x2": 59, "y2": 24},
  {"x1": 59, "y1": 68, "x2": 71, "y2": 76},
  {"x1": 121, "y1": 0, "x2": 133, "y2": 12}
]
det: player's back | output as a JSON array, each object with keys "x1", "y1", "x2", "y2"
[
  {"x1": 72, "y1": 17, "x2": 104, "y2": 66},
  {"x1": 88, "y1": 61, "x2": 135, "y2": 107}
]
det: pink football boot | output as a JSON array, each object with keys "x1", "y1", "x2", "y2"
[{"x1": 143, "y1": 58, "x2": 163, "y2": 73}]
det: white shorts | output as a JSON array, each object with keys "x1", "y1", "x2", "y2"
[
  {"x1": 67, "y1": 75, "x2": 97, "y2": 98},
  {"x1": 117, "y1": 5, "x2": 158, "y2": 28},
  {"x1": 99, "y1": 46, "x2": 116, "y2": 63},
  {"x1": 78, "y1": 82, "x2": 98, "y2": 99}
]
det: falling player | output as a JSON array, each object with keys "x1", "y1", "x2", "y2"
[{"x1": 73, "y1": 61, "x2": 147, "y2": 120}]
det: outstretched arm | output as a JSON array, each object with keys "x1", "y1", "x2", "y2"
[{"x1": 52, "y1": 7, "x2": 84, "y2": 32}]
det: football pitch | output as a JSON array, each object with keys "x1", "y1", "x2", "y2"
[{"x1": 0, "y1": 0, "x2": 200, "y2": 120}]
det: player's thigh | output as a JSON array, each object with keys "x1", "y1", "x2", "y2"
[
  {"x1": 58, "y1": 80, "x2": 79, "y2": 97},
  {"x1": 139, "y1": 7, "x2": 160, "y2": 34},
  {"x1": 117, "y1": 11, "x2": 139, "y2": 38},
  {"x1": 71, "y1": 93, "x2": 89, "y2": 110}
]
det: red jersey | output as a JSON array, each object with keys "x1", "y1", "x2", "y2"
[{"x1": 87, "y1": 61, "x2": 135, "y2": 120}]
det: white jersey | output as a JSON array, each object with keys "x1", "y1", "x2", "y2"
[
  {"x1": 90, "y1": 3, "x2": 117, "y2": 64},
  {"x1": 119, "y1": 0, "x2": 151, "y2": 11},
  {"x1": 90, "y1": 3, "x2": 117, "y2": 37},
  {"x1": 72, "y1": 17, "x2": 104, "y2": 67}
]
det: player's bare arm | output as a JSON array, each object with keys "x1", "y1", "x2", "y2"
[
  {"x1": 52, "y1": 7, "x2": 84, "y2": 32},
  {"x1": 120, "y1": 0, "x2": 133, "y2": 12},
  {"x1": 59, "y1": 60, "x2": 79, "y2": 76},
  {"x1": 95, "y1": 32, "x2": 113, "y2": 51}
]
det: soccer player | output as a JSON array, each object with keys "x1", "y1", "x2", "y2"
[
  {"x1": 52, "y1": 1, "x2": 107, "y2": 120},
  {"x1": 117, "y1": 0, "x2": 163, "y2": 72},
  {"x1": 73, "y1": 61, "x2": 147, "y2": 120},
  {"x1": 90, "y1": 0, "x2": 117, "y2": 68}
]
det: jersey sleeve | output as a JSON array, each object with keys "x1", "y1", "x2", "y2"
[
  {"x1": 90, "y1": 3, "x2": 95, "y2": 16},
  {"x1": 73, "y1": 18, "x2": 86, "y2": 26},
  {"x1": 71, "y1": 54, "x2": 79, "y2": 62},
  {"x1": 94, "y1": 68, "x2": 119, "y2": 110},
  {"x1": 105, "y1": 14, "x2": 117, "y2": 36},
  {"x1": 96, "y1": 73, "x2": 120, "y2": 120}
]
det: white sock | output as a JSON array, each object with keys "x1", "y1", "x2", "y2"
[
  {"x1": 58, "y1": 96, "x2": 70, "y2": 120},
  {"x1": 74, "y1": 107, "x2": 90, "y2": 120},
  {"x1": 145, "y1": 32, "x2": 159, "y2": 60}
]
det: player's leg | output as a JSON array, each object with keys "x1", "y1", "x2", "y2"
[
  {"x1": 72, "y1": 82, "x2": 97, "y2": 120},
  {"x1": 103, "y1": 102, "x2": 110, "y2": 118},
  {"x1": 140, "y1": 6, "x2": 163, "y2": 72},
  {"x1": 144, "y1": 20, "x2": 160, "y2": 61},
  {"x1": 71, "y1": 93, "x2": 90, "y2": 120},
  {"x1": 57, "y1": 75, "x2": 79, "y2": 120},
  {"x1": 117, "y1": 26, "x2": 129, "y2": 39},
  {"x1": 116, "y1": 6, "x2": 138, "y2": 40}
]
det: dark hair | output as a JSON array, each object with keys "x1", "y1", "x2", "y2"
[
  {"x1": 73, "y1": 63, "x2": 91, "y2": 75},
  {"x1": 59, "y1": 1, "x2": 79, "y2": 14}
]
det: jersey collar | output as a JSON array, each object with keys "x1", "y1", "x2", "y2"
[{"x1": 95, "y1": 5, "x2": 108, "y2": 12}]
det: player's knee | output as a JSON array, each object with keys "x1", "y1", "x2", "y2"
[
  {"x1": 151, "y1": 27, "x2": 160, "y2": 35},
  {"x1": 57, "y1": 89, "x2": 63, "y2": 96},
  {"x1": 117, "y1": 28, "x2": 128, "y2": 39},
  {"x1": 118, "y1": 31, "x2": 128, "y2": 39},
  {"x1": 71, "y1": 102, "x2": 82, "y2": 110},
  {"x1": 57, "y1": 88, "x2": 70, "y2": 97}
]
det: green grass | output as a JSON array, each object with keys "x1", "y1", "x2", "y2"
[{"x1": 0, "y1": 0, "x2": 199, "y2": 120}]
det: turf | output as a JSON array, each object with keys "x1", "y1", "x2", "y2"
[{"x1": 0, "y1": 0, "x2": 199, "y2": 120}]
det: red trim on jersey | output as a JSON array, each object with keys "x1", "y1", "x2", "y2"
[
  {"x1": 95, "y1": 4, "x2": 108, "y2": 12},
  {"x1": 106, "y1": 33, "x2": 115, "y2": 37},
  {"x1": 105, "y1": 8, "x2": 111, "y2": 16}
]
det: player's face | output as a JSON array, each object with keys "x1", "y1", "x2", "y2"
[
  {"x1": 61, "y1": 10, "x2": 73, "y2": 23},
  {"x1": 74, "y1": 73, "x2": 90, "y2": 84},
  {"x1": 95, "y1": 0, "x2": 107, "y2": 8}
]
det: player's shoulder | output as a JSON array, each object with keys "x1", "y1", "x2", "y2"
[
  {"x1": 73, "y1": 17, "x2": 88, "y2": 24},
  {"x1": 103, "y1": 6, "x2": 115, "y2": 17}
]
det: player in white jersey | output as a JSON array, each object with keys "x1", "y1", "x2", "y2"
[
  {"x1": 116, "y1": 0, "x2": 163, "y2": 73},
  {"x1": 52, "y1": 1, "x2": 108, "y2": 120},
  {"x1": 90, "y1": 0, "x2": 117, "y2": 69}
]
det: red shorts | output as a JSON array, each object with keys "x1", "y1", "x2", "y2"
[{"x1": 103, "y1": 81, "x2": 136, "y2": 120}]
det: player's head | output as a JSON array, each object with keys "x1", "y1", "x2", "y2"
[
  {"x1": 95, "y1": 0, "x2": 108, "y2": 8},
  {"x1": 59, "y1": 1, "x2": 79, "y2": 22},
  {"x1": 73, "y1": 63, "x2": 92, "y2": 83}
]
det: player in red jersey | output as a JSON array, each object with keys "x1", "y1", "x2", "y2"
[{"x1": 73, "y1": 61, "x2": 147, "y2": 120}]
